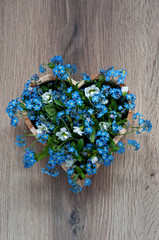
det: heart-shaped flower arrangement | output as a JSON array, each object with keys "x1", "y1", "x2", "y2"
[{"x1": 6, "y1": 56, "x2": 152, "y2": 193}]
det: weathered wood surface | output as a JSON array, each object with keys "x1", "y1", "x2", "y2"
[{"x1": 0, "y1": 0, "x2": 159, "y2": 239}]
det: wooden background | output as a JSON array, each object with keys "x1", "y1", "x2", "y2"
[{"x1": 0, "y1": 0, "x2": 159, "y2": 239}]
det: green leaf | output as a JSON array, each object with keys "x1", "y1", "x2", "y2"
[
  {"x1": 77, "y1": 156, "x2": 82, "y2": 162},
  {"x1": 71, "y1": 141, "x2": 77, "y2": 149},
  {"x1": 54, "y1": 99, "x2": 64, "y2": 107},
  {"x1": 76, "y1": 166, "x2": 82, "y2": 173},
  {"x1": 36, "y1": 147, "x2": 49, "y2": 161},
  {"x1": 110, "y1": 98, "x2": 118, "y2": 111},
  {"x1": 40, "y1": 85, "x2": 50, "y2": 92},
  {"x1": 80, "y1": 172, "x2": 86, "y2": 179},
  {"x1": 74, "y1": 83, "x2": 79, "y2": 91},
  {"x1": 108, "y1": 116, "x2": 112, "y2": 125},
  {"x1": 109, "y1": 138, "x2": 116, "y2": 147},
  {"x1": 96, "y1": 82, "x2": 101, "y2": 88},
  {"x1": 112, "y1": 140, "x2": 116, "y2": 147},
  {"x1": 47, "y1": 62, "x2": 55, "y2": 69},
  {"x1": 44, "y1": 104, "x2": 56, "y2": 110},
  {"x1": 44, "y1": 106, "x2": 57, "y2": 115},
  {"x1": 99, "y1": 74, "x2": 105, "y2": 81},
  {"x1": 47, "y1": 135, "x2": 58, "y2": 146},
  {"x1": 47, "y1": 136, "x2": 54, "y2": 145},
  {"x1": 53, "y1": 126, "x2": 61, "y2": 134},
  {"x1": 73, "y1": 174, "x2": 79, "y2": 182},
  {"x1": 90, "y1": 127, "x2": 96, "y2": 143},
  {"x1": 51, "y1": 117, "x2": 57, "y2": 124},
  {"x1": 66, "y1": 115, "x2": 72, "y2": 124},
  {"x1": 37, "y1": 152, "x2": 49, "y2": 161},
  {"x1": 77, "y1": 138, "x2": 84, "y2": 153},
  {"x1": 93, "y1": 118, "x2": 99, "y2": 129},
  {"x1": 19, "y1": 103, "x2": 28, "y2": 111},
  {"x1": 111, "y1": 146, "x2": 120, "y2": 152}
]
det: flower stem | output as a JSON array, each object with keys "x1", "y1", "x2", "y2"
[
  {"x1": 30, "y1": 138, "x2": 38, "y2": 147},
  {"x1": 118, "y1": 129, "x2": 140, "y2": 136},
  {"x1": 24, "y1": 134, "x2": 37, "y2": 137},
  {"x1": 68, "y1": 72, "x2": 73, "y2": 87},
  {"x1": 57, "y1": 137, "x2": 74, "y2": 149},
  {"x1": 61, "y1": 119, "x2": 72, "y2": 135}
]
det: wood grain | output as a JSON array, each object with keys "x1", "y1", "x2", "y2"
[{"x1": 0, "y1": 0, "x2": 159, "y2": 239}]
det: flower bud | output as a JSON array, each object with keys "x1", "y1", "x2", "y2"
[{"x1": 121, "y1": 86, "x2": 128, "y2": 96}]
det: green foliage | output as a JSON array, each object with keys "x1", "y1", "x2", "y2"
[
  {"x1": 53, "y1": 126, "x2": 61, "y2": 134},
  {"x1": 109, "y1": 138, "x2": 116, "y2": 147},
  {"x1": 47, "y1": 62, "x2": 55, "y2": 69},
  {"x1": 74, "y1": 83, "x2": 79, "y2": 91},
  {"x1": 36, "y1": 146, "x2": 49, "y2": 161},
  {"x1": 93, "y1": 118, "x2": 99, "y2": 129},
  {"x1": 111, "y1": 146, "x2": 120, "y2": 152},
  {"x1": 90, "y1": 127, "x2": 96, "y2": 143},
  {"x1": 44, "y1": 105, "x2": 57, "y2": 115},
  {"x1": 110, "y1": 98, "x2": 118, "y2": 111},
  {"x1": 99, "y1": 74, "x2": 105, "y2": 81},
  {"x1": 66, "y1": 115, "x2": 72, "y2": 124},
  {"x1": 40, "y1": 85, "x2": 50, "y2": 92},
  {"x1": 108, "y1": 138, "x2": 120, "y2": 152},
  {"x1": 54, "y1": 99, "x2": 64, "y2": 107},
  {"x1": 19, "y1": 103, "x2": 28, "y2": 111},
  {"x1": 47, "y1": 135, "x2": 58, "y2": 145},
  {"x1": 77, "y1": 155, "x2": 82, "y2": 162},
  {"x1": 72, "y1": 174, "x2": 79, "y2": 182},
  {"x1": 44, "y1": 105, "x2": 57, "y2": 123},
  {"x1": 80, "y1": 172, "x2": 86, "y2": 179},
  {"x1": 96, "y1": 81, "x2": 102, "y2": 88},
  {"x1": 76, "y1": 166, "x2": 82, "y2": 173},
  {"x1": 77, "y1": 138, "x2": 84, "y2": 154},
  {"x1": 71, "y1": 141, "x2": 77, "y2": 149}
]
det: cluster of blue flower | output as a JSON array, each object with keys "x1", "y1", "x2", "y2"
[
  {"x1": 117, "y1": 142, "x2": 125, "y2": 154},
  {"x1": 23, "y1": 148, "x2": 36, "y2": 168},
  {"x1": 5, "y1": 98, "x2": 23, "y2": 126},
  {"x1": 6, "y1": 55, "x2": 152, "y2": 193},
  {"x1": 85, "y1": 162, "x2": 97, "y2": 175},
  {"x1": 132, "y1": 113, "x2": 152, "y2": 133},
  {"x1": 41, "y1": 147, "x2": 62, "y2": 177},
  {"x1": 66, "y1": 91, "x2": 84, "y2": 108},
  {"x1": 127, "y1": 140, "x2": 140, "y2": 151},
  {"x1": 99, "y1": 67, "x2": 127, "y2": 84},
  {"x1": 66, "y1": 167, "x2": 92, "y2": 193},
  {"x1": 35, "y1": 116, "x2": 55, "y2": 144},
  {"x1": 15, "y1": 135, "x2": 26, "y2": 147},
  {"x1": 81, "y1": 73, "x2": 91, "y2": 82},
  {"x1": 39, "y1": 55, "x2": 77, "y2": 80},
  {"x1": 124, "y1": 94, "x2": 136, "y2": 109},
  {"x1": 21, "y1": 81, "x2": 43, "y2": 112}
]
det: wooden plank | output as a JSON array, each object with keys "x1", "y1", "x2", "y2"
[{"x1": 0, "y1": 0, "x2": 159, "y2": 239}]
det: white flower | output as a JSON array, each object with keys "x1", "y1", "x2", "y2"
[
  {"x1": 99, "y1": 122, "x2": 110, "y2": 131},
  {"x1": 73, "y1": 126, "x2": 84, "y2": 136},
  {"x1": 56, "y1": 127, "x2": 71, "y2": 141},
  {"x1": 36, "y1": 123, "x2": 49, "y2": 135},
  {"x1": 65, "y1": 159, "x2": 75, "y2": 168},
  {"x1": 101, "y1": 99, "x2": 109, "y2": 104},
  {"x1": 84, "y1": 85, "x2": 100, "y2": 98},
  {"x1": 42, "y1": 89, "x2": 53, "y2": 103},
  {"x1": 91, "y1": 156, "x2": 98, "y2": 164},
  {"x1": 121, "y1": 86, "x2": 128, "y2": 96}
]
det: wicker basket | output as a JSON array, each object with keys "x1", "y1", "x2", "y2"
[{"x1": 23, "y1": 74, "x2": 133, "y2": 187}]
